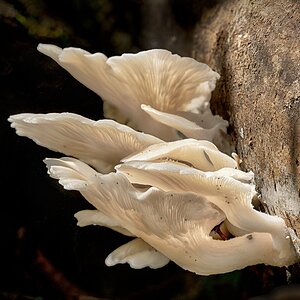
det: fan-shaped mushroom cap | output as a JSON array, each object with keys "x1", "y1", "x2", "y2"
[
  {"x1": 122, "y1": 138, "x2": 237, "y2": 172},
  {"x1": 37, "y1": 44, "x2": 222, "y2": 141},
  {"x1": 141, "y1": 104, "x2": 231, "y2": 151},
  {"x1": 74, "y1": 209, "x2": 134, "y2": 236},
  {"x1": 44, "y1": 156, "x2": 297, "y2": 274},
  {"x1": 116, "y1": 160, "x2": 298, "y2": 267},
  {"x1": 8, "y1": 113, "x2": 162, "y2": 173},
  {"x1": 105, "y1": 238, "x2": 170, "y2": 269},
  {"x1": 116, "y1": 160, "x2": 268, "y2": 231}
]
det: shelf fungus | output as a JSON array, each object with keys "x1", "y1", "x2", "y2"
[
  {"x1": 8, "y1": 46, "x2": 299, "y2": 275},
  {"x1": 36, "y1": 44, "x2": 231, "y2": 152}
]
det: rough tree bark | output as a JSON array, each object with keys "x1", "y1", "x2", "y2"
[{"x1": 193, "y1": 0, "x2": 300, "y2": 262}]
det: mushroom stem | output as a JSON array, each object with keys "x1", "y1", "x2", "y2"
[{"x1": 163, "y1": 232, "x2": 284, "y2": 275}]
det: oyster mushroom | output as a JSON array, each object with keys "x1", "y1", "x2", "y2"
[
  {"x1": 122, "y1": 138, "x2": 237, "y2": 172},
  {"x1": 8, "y1": 112, "x2": 162, "y2": 173},
  {"x1": 105, "y1": 238, "x2": 170, "y2": 269},
  {"x1": 45, "y1": 156, "x2": 297, "y2": 275},
  {"x1": 117, "y1": 159, "x2": 298, "y2": 268},
  {"x1": 140, "y1": 104, "x2": 230, "y2": 152},
  {"x1": 37, "y1": 44, "x2": 226, "y2": 143},
  {"x1": 8, "y1": 45, "x2": 299, "y2": 276}
]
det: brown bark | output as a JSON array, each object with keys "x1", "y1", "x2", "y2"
[{"x1": 193, "y1": 0, "x2": 300, "y2": 256}]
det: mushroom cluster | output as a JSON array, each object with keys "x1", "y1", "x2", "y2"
[{"x1": 8, "y1": 45, "x2": 298, "y2": 275}]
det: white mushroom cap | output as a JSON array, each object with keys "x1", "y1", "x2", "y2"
[
  {"x1": 74, "y1": 209, "x2": 134, "y2": 236},
  {"x1": 141, "y1": 104, "x2": 231, "y2": 151},
  {"x1": 37, "y1": 44, "x2": 221, "y2": 140},
  {"x1": 122, "y1": 138, "x2": 237, "y2": 172},
  {"x1": 116, "y1": 160, "x2": 298, "y2": 267},
  {"x1": 8, "y1": 113, "x2": 162, "y2": 173},
  {"x1": 116, "y1": 160, "x2": 265, "y2": 231},
  {"x1": 44, "y1": 156, "x2": 297, "y2": 274},
  {"x1": 105, "y1": 238, "x2": 170, "y2": 269},
  {"x1": 116, "y1": 160, "x2": 255, "y2": 229},
  {"x1": 44, "y1": 157, "x2": 225, "y2": 236}
]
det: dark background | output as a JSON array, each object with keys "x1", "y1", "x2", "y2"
[{"x1": 0, "y1": 1, "x2": 291, "y2": 299}]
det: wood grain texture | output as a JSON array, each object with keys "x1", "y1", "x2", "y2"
[{"x1": 193, "y1": 0, "x2": 300, "y2": 253}]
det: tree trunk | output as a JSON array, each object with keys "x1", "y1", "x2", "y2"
[{"x1": 193, "y1": 0, "x2": 300, "y2": 260}]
